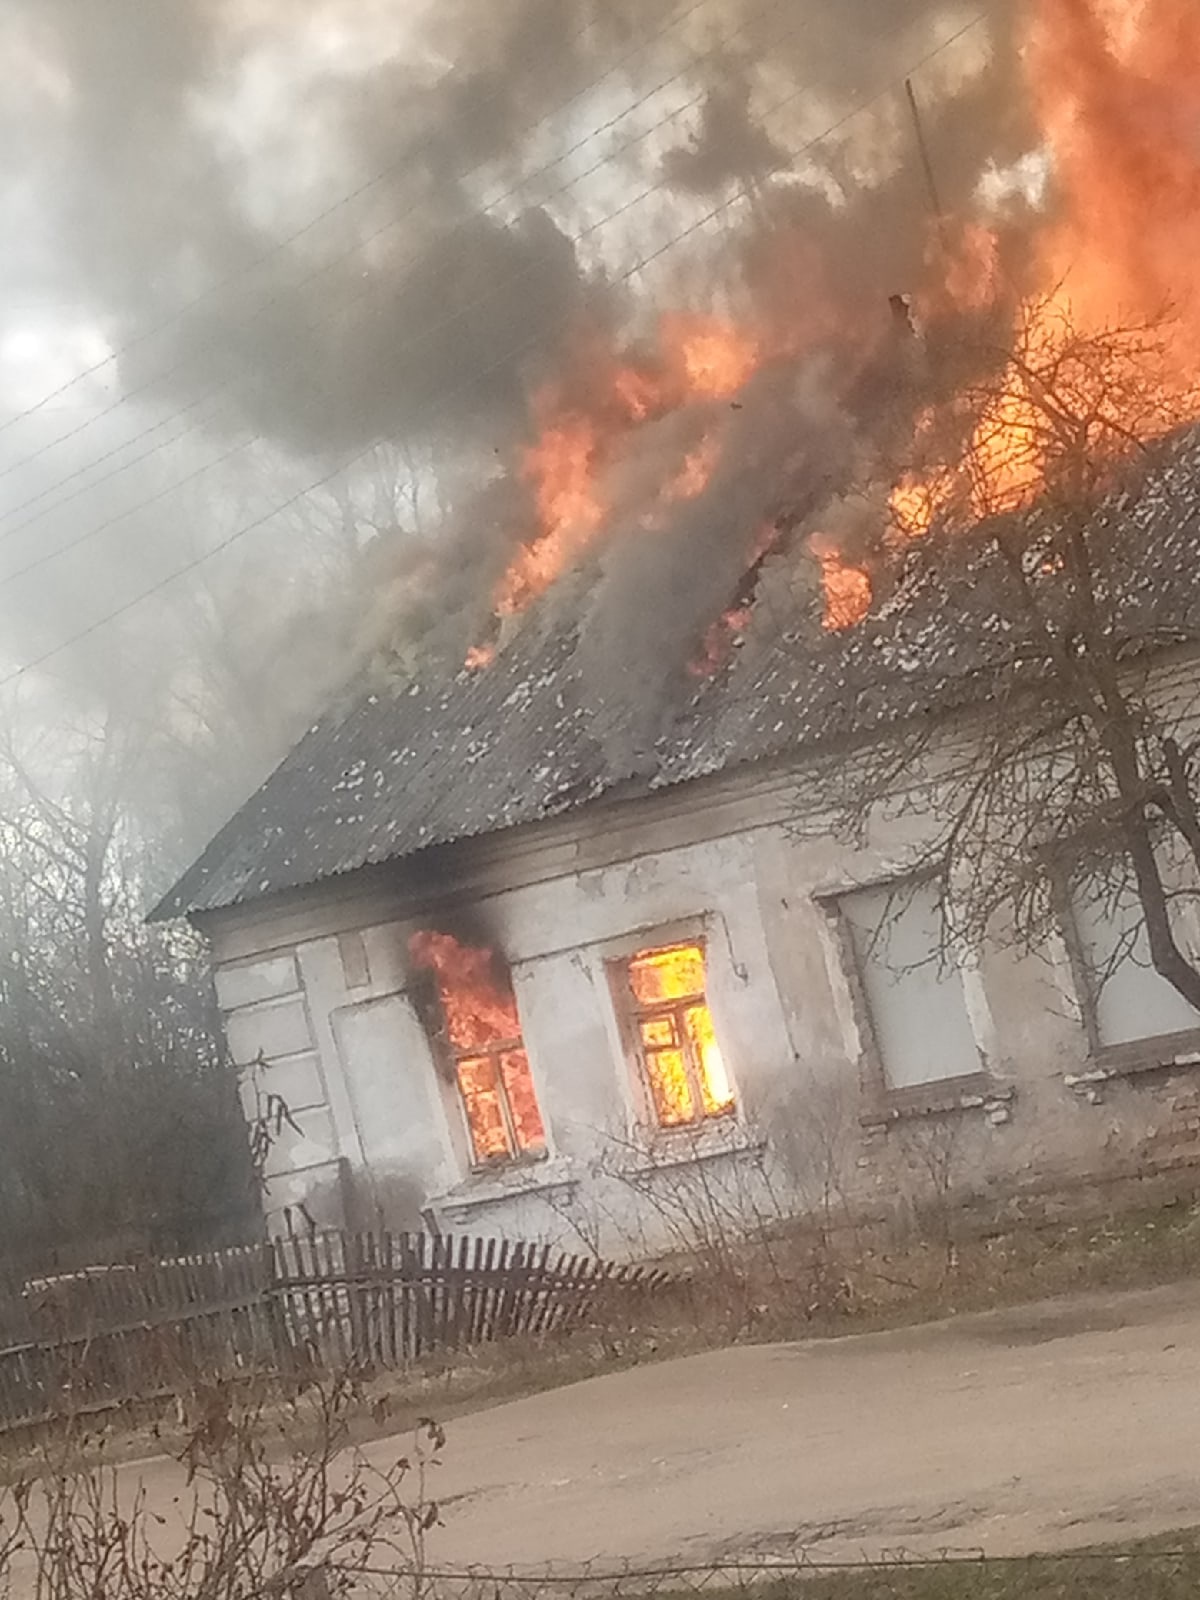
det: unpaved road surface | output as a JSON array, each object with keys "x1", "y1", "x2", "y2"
[
  {"x1": 109, "y1": 1281, "x2": 1200, "y2": 1575},
  {"x1": 371, "y1": 1281, "x2": 1200, "y2": 1569}
]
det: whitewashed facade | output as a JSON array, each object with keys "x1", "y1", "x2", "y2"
[{"x1": 198, "y1": 751, "x2": 1200, "y2": 1257}]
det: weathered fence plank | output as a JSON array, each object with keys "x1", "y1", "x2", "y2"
[{"x1": 0, "y1": 1230, "x2": 666, "y2": 1430}]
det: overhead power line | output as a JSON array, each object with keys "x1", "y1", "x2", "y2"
[
  {"x1": 0, "y1": 0, "x2": 872, "y2": 579},
  {"x1": 0, "y1": 0, "x2": 803, "y2": 534},
  {"x1": 0, "y1": 0, "x2": 807, "y2": 509},
  {"x1": 0, "y1": 0, "x2": 729, "y2": 445},
  {"x1": 0, "y1": 10, "x2": 990, "y2": 691},
  {"x1": 0, "y1": 0, "x2": 972, "y2": 569}
]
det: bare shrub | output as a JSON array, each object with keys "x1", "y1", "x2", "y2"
[
  {"x1": 0, "y1": 1371, "x2": 442, "y2": 1597},
  {"x1": 582, "y1": 1097, "x2": 871, "y2": 1336},
  {"x1": 889, "y1": 1113, "x2": 969, "y2": 1272}
]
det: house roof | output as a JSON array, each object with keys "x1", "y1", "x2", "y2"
[{"x1": 153, "y1": 427, "x2": 1200, "y2": 922}]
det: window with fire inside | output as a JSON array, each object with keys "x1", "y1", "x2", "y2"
[
  {"x1": 616, "y1": 941, "x2": 735, "y2": 1129},
  {"x1": 409, "y1": 931, "x2": 546, "y2": 1170}
]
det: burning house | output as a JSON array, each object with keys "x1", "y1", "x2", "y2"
[
  {"x1": 152, "y1": 414, "x2": 1200, "y2": 1251},
  {"x1": 153, "y1": 0, "x2": 1200, "y2": 1251}
]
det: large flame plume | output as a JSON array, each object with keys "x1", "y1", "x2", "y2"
[
  {"x1": 884, "y1": 0, "x2": 1200, "y2": 562},
  {"x1": 471, "y1": 313, "x2": 760, "y2": 653},
  {"x1": 456, "y1": 0, "x2": 1200, "y2": 670},
  {"x1": 409, "y1": 931, "x2": 546, "y2": 1165}
]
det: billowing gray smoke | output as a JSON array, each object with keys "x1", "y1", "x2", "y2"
[
  {"x1": 0, "y1": 0, "x2": 1029, "y2": 791},
  {"x1": 4, "y1": 0, "x2": 1022, "y2": 456},
  {"x1": 574, "y1": 359, "x2": 859, "y2": 771}
]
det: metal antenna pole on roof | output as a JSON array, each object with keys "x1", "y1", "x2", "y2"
[{"x1": 905, "y1": 76, "x2": 949, "y2": 256}]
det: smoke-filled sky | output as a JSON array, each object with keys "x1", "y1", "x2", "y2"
[{"x1": 0, "y1": 0, "x2": 1031, "y2": 858}]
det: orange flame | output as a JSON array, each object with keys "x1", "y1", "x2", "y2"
[
  {"x1": 990, "y1": 2, "x2": 1200, "y2": 442},
  {"x1": 687, "y1": 519, "x2": 778, "y2": 671},
  {"x1": 1027, "y1": 0, "x2": 1200, "y2": 356},
  {"x1": 661, "y1": 312, "x2": 759, "y2": 400},
  {"x1": 667, "y1": 434, "x2": 722, "y2": 502},
  {"x1": 467, "y1": 313, "x2": 760, "y2": 660},
  {"x1": 689, "y1": 604, "x2": 752, "y2": 677},
  {"x1": 937, "y1": 221, "x2": 1004, "y2": 317},
  {"x1": 889, "y1": 476, "x2": 936, "y2": 541},
  {"x1": 613, "y1": 364, "x2": 664, "y2": 424},
  {"x1": 495, "y1": 410, "x2": 604, "y2": 618},
  {"x1": 822, "y1": 0, "x2": 1200, "y2": 632},
  {"x1": 409, "y1": 931, "x2": 523, "y2": 1052},
  {"x1": 626, "y1": 944, "x2": 733, "y2": 1126},
  {"x1": 464, "y1": 642, "x2": 496, "y2": 672},
  {"x1": 409, "y1": 931, "x2": 546, "y2": 1163},
  {"x1": 818, "y1": 550, "x2": 872, "y2": 631},
  {"x1": 471, "y1": 1, "x2": 1200, "y2": 663}
]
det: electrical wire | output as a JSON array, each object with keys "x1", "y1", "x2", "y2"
[
  {"x1": 0, "y1": 0, "x2": 732, "y2": 447},
  {"x1": 0, "y1": 0, "x2": 805, "y2": 536},
  {"x1": 0, "y1": 10, "x2": 990, "y2": 689},
  {"x1": 0, "y1": 3, "x2": 983, "y2": 594},
  {"x1": 0, "y1": 0, "x2": 986, "y2": 579},
  {"x1": 0, "y1": 0, "x2": 807, "y2": 511},
  {"x1": 348, "y1": 1549, "x2": 1200, "y2": 1581}
]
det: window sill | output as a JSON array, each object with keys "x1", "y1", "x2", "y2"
[
  {"x1": 430, "y1": 1157, "x2": 579, "y2": 1220},
  {"x1": 1066, "y1": 1030, "x2": 1200, "y2": 1098},
  {"x1": 617, "y1": 1121, "x2": 767, "y2": 1178},
  {"x1": 862, "y1": 1075, "x2": 1014, "y2": 1128}
]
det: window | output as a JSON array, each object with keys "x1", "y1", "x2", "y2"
[
  {"x1": 452, "y1": 1045, "x2": 546, "y2": 1166},
  {"x1": 408, "y1": 931, "x2": 546, "y2": 1167},
  {"x1": 839, "y1": 877, "x2": 982, "y2": 1092},
  {"x1": 619, "y1": 942, "x2": 734, "y2": 1128},
  {"x1": 1068, "y1": 872, "x2": 1200, "y2": 1050}
]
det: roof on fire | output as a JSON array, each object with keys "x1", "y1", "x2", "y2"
[{"x1": 152, "y1": 426, "x2": 1200, "y2": 922}]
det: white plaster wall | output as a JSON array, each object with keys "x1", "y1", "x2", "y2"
[
  {"x1": 206, "y1": 738, "x2": 1200, "y2": 1257},
  {"x1": 213, "y1": 948, "x2": 346, "y2": 1236},
  {"x1": 330, "y1": 991, "x2": 460, "y2": 1221}
]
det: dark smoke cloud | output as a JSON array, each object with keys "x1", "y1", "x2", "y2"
[
  {"x1": 661, "y1": 69, "x2": 790, "y2": 196},
  {"x1": 574, "y1": 359, "x2": 859, "y2": 771},
  {"x1": 359, "y1": 1, "x2": 647, "y2": 186},
  {"x1": 3, "y1": 0, "x2": 1020, "y2": 466},
  {"x1": 0, "y1": 0, "x2": 686, "y2": 465},
  {"x1": 0, "y1": 0, "x2": 1032, "y2": 809},
  {"x1": 134, "y1": 205, "x2": 601, "y2": 458}
]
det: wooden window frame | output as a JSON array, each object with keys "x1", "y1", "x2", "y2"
[
  {"x1": 452, "y1": 1038, "x2": 547, "y2": 1171},
  {"x1": 412, "y1": 970, "x2": 547, "y2": 1174},
  {"x1": 612, "y1": 937, "x2": 736, "y2": 1133}
]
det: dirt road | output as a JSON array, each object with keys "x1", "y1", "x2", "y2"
[{"x1": 371, "y1": 1281, "x2": 1200, "y2": 1570}]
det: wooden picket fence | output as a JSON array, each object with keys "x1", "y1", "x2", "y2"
[{"x1": 0, "y1": 1233, "x2": 668, "y2": 1430}]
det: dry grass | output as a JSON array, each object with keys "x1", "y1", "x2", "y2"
[
  {"x1": 4, "y1": 1189, "x2": 1200, "y2": 1476},
  {"x1": 646, "y1": 1532, "x2": 1200, "y2": 1599},
  {"x1": 305, "y1": 1188, "x2": 1200, "y2": 1448}
]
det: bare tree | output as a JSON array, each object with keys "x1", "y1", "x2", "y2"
[
  {"x1": 0, "y1": 427, "x2": 449, "y2": 1270},
  {"x1": 5, "y1": 1373, "x2": 444, "y2": 1598},
  {"x1": 828, "y1": 301, "x2": 1200, "y2": 1009},
  {"x1": 0, "y1": 703, "x2": 257, "y2": 1267}
]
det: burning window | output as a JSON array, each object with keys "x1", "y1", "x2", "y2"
[
  {"x1": 620, "y1": 942, "x2": 734, "y2": 1128},
  {"x1": 408, "y1": 932, "x2": 546, "y2": 1167}
]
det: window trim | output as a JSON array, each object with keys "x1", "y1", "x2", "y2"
[
  {"x1": 1055, "y1": 863, "x2": 1200, "y2": 1071},
  {"x1": 412, "y1": 969, "x2": 548, "y2": 1176},
  {"x1": 452, "y1": 1038, "x2": 548, "y2": 1172},
  {"x1": 607, "y1": 927, "x2": 737, "y2": 1135},
  {"x1": 824, "y1": 872, "x2": 991, "y2": 1119}
]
